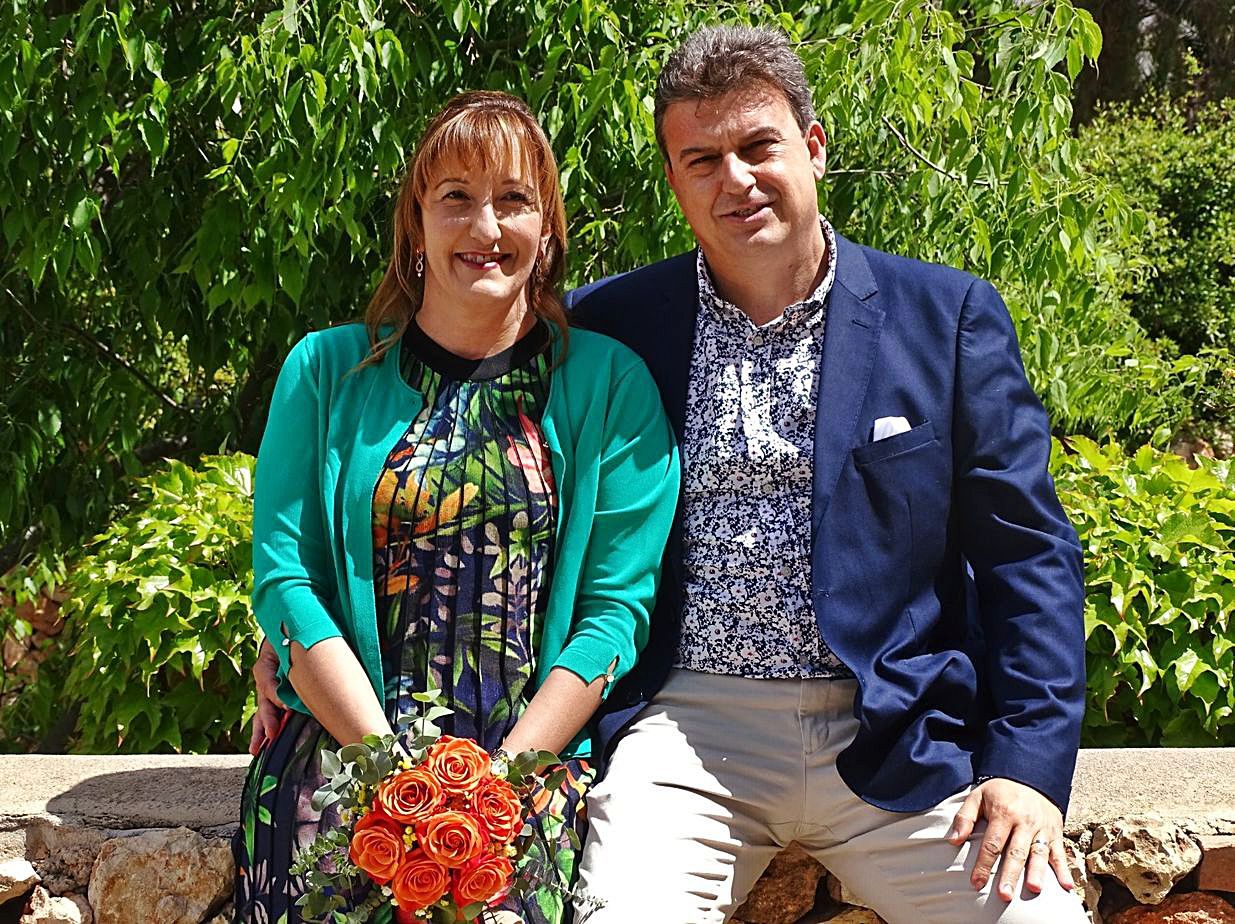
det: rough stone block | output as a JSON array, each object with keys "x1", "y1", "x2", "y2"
[
  {"x1": 732, "y1": 845, "x2": 826, "y2": 924},
  {"x1": 1197, "y1": 836, "x2": 1235, "y2": 892},
  {"x1": 1089, "y1": 819, "x2": 1202, "y2": 904},
  {"x1": 18, "y1": 886, "x2": 91, "y2": 924},
  {"x1": 1106, "y1": 891, "x2": 1235, "y2": 923},
  {"x1": 86, "y1": 828, "x2": 232, "y2": 924},
  {"x1": 1067, "y1": 839, "x2": 1104, "y2": 922},
  {"x1": 0, "y1": 858, "x2": 39, "y2": 906},
  {"x1": 23, "y1": 823, "x2": 105, "y2": 895},
  {"x1": 825, "y1": 872, "x2": 871, "y2": 910},
  {"x1": 823, "y1": 910, "x2": 884, "y2": 923}
]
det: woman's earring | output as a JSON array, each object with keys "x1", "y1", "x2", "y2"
[{"x1": 415, "y1": 251, "x2": 425, "y2": 277}]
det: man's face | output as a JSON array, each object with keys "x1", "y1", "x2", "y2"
[{"x1": 661, "y1": 84, "x2": 826, "y2": 268}]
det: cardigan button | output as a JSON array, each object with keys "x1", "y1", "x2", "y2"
[{"x1": 281, "y1": 638, "x2": 290, "y2": 647}]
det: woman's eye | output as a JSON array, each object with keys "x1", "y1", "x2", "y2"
[
  {"x1": 504, "y1": 191, "x2": 531, "y2": 203},
  {"x1": 444, "y1": 190, "x2": 467, "y2": 200}
]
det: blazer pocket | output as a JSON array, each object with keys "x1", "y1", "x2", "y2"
[{"x1": 852, "y1": 419, "x2": 937, "y2": 467}]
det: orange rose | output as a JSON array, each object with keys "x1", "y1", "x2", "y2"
[
  {"x1": 391, "y1": 849, "x2": 450, "y2": 912},
  {"x1": 451, "y1": 853, "x2": 515, "y2": 908},
  {"x1": 349, "y1": 811, "x2": 406, "y2": 885},
  {"x1": 469, "y1": 776, "x2": 524, "y2": 843},
  {"x1": 416, "y1": 810, "x2": 487, "y2": 868},
  {"x1": 376, "y1": 767, "x2": 445, "y2": 824},
  {"x1": 426, "y1": 736, "x2": 491, "y2": 795}
]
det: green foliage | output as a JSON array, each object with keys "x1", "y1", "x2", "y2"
[
  {"x1": 1053, "y1": 437, "x2": 1235, "y2": 746},
  {"x1": 1081, "y1": 95, "x2": 1235, "y2": 355},
  {"x1": 0, "y1": 552, "x2": 68, "y2": 752},
  {"x1": 1, "y1": 0, "x2": 1191, "y2": 573},
  {"x1": 2, "y1": 0, "x2": 1213, "y2": 753},
  {"x1": 1080, "y1": 96, "x2": 1235, "y2": 435},
  {"x1": 44, "y1": 454, "x2": 258, "y2": 753}
]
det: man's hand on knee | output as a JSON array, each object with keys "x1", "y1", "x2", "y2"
[
  {"x1": 947, "y1": 778, "x2": 1073, "y2": 901},
  {"x1": 248, "y1": 637, "x2": 287, "y2": 756}
]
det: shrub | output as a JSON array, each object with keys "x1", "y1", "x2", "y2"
[
  {"x1": 1082, "y1": 97, "x2": 1235, "y2": 356},
  {"x1": 1053, "y1": 436, "x2": 1235, "y2": 746},
  {"x1": 14, "y1": 438, "x2": 1235, "y2": 753},
  {"x1": 1081, "y1": 97, "x2": 1235, "y2": 441},
  {"x1": 43, "y1": 454, "x2": 258, "y2": 753},
  {"x1": 0, "y1": 553, "x2": 68, "y2": 752}
]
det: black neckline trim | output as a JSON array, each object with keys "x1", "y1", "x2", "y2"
[{"x1": 402, "y1": 318, "x2": 551, "y2": 382}]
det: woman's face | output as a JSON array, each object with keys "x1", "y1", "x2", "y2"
[{"x1": 419, "y1": 158, "x2": 545, "y2": 317}]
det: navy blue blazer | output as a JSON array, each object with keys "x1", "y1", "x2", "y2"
[{"x1": 564, "y1": 233, "x2": 1086, "y2": 815}]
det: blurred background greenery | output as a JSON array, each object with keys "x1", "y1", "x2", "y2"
[{"x1": 1, "y1": 0, "x2": 1232, "y2": 754}]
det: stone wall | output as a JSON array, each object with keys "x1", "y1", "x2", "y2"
[{"x1": 2, "y1": 750, "x2": 1234, "y2": 923}]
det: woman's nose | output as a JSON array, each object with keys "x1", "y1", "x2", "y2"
[{"x1": 469, "y1": 202, "x2": 501, "y2": 243}]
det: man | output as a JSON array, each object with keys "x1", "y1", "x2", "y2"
[
  {"x1": 560, "y1": 25, "x2": 1087, "y2": 924},
  {"x1": 253, "y1": 25, "x2": 1088, "y2": 923}
]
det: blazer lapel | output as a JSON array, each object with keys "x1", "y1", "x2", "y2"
[
  {"x1": 812, "y1": 234, "x2": 885, "y2": 536},
  {"x1": 647, "y1": 253, "x2": 699, "y2": 448},
  {"x1": 640, "y1": 253, "x2": 698, "y2": 603}
]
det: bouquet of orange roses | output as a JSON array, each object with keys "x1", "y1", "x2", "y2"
[{"x1": 291, "y1": 693, "x2": 569, "y2": 923}]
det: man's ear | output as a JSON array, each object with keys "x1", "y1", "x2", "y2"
[
  {"x1": 807, "y1": 121, "x2": 827, "y2": 181},
  {"x1": 662, "y1": 157, "x2": 680, "y2": 196}
]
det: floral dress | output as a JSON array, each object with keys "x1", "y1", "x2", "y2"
[{"x1": 234, "y1": 321, "x2": 593, "y2": 924}]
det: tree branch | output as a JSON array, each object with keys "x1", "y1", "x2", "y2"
[
  {"x1": 828, "y1": 167, "x2": 908, "y2": 178},
  {"x1": 15, "y1": 301, "x2": 185, "y2": 413},
  {"x1": 881, "y1": 115, "x2": 964, "y2": 182}
]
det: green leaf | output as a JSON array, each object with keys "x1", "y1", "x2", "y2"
[
  {"x1": 138, "y1": 116, "x2": 167, "y2": 163},
  {"x1": 143, "y1": 41, "x2": 163, "y2": 77}
]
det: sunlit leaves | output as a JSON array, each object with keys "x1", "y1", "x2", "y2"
[
  {"x1": 52, "y1": 455, "x2": 259, "y2": 753},
  {"x1": 1054, "y1": 437, "x2": 1235, "y2": 746},
  {"x1": 0, "y1": 0, "x2": 1212, "y2": 753}
]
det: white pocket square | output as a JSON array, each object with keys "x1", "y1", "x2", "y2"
[{"x1": 872, "y1": 416, "x2": 912, "y2": 441}]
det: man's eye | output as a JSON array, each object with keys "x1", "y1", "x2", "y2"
[{"x1": 689, "y1": 156, "x2": 716, "y2": 168}]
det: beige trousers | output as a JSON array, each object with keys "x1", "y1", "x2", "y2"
[{"x1": 574, "y1": 670, "x2": 1087, "y2": 924}]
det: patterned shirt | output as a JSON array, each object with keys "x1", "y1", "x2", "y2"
[{"x1": 675, "y1": 216, "x2": 853, "y2": 679}]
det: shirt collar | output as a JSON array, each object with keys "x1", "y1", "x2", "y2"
[{"x1": 696, "y1": 215, "x2": 837, "y2": 332}]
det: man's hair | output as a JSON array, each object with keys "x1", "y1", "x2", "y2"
[{"x1": 654, "y1": 25, "x2": 816, "y2": 163}]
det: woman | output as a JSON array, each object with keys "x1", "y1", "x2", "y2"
[{"x1": 233, "y1": 90, "x2": 679, "y2": 923}]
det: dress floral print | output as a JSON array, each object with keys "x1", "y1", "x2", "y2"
[
  {"x1": 676, "y1": 216, "x2": 853, "y2": 679},
  {"x1": 235, "y1": 322, "x2": 593, "y2": 924}
]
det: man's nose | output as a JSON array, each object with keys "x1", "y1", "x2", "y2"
[
  {"x1": 718, "y1": 153, "x2": 756, "y2": 195},
  {"x1": 469, "y1": 202, "x2": 501, "y2": 243}
]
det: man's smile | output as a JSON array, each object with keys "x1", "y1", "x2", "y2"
[{"x1": 722, "y1": 202, "x2": 773, "y2": 222}]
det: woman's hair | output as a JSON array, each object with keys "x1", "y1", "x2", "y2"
[{"x1": 361, "y1": 90, "x2": 569, "y2": 367}]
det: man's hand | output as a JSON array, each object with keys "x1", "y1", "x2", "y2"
[
  {"x1": 248, "y1": 637, "x2": 287, "y2": 756},
  {"x1": 948, "y1": 778, "x2": 1073, "y2": 901}
]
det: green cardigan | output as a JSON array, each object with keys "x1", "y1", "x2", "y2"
[{"x1": 252, "y1": 322, "x2": 679, "y2": 757}]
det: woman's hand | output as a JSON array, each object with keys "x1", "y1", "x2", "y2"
[{"x1": 248, "y1": 637, "x2": 287, "y2": 756}]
